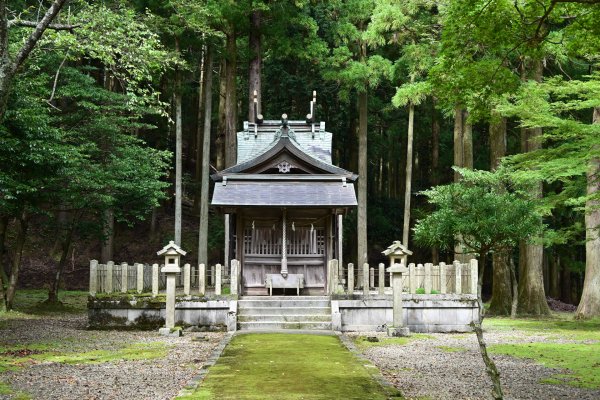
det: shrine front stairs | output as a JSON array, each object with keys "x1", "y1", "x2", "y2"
[{"x1": 237, "y1": 296, "x2": 332, "y2": 331}]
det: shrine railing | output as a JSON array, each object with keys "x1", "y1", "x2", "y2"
[
  {"x1": 327, "y1": 259, "x2": 478, "y2": 295},
  {"x1": 88, "y1": 259, "x2": 241, "y2": 297}
]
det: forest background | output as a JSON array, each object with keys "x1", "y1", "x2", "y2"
[{"x1": 0, "y1": 0, "x2": 599, "y2": 318}]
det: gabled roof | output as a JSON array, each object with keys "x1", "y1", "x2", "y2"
[
  {"x1": 382, "y1": 241, "x2": 413, "y2": 256},
  {"x1": 212, "y1": 134, "x2": 357, "y2": 181},
  {"x1": 237, "y1": 120, "x2": 332, "y2": 164},
  {"x1": 157, "y1": 240, "x2": 187, "y2": 256}
]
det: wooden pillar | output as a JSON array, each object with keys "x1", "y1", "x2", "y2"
[
  {"x1": 281, "y1": 208, "x2": 288, "y2": 276},
  {"x1": 337, "y1": 214, "x2": 343, "y2": 276},
  {"x1": 224, "y1": 214, "x2": 230, "y2": 277}
]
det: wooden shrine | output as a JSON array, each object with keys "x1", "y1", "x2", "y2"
[{"x1": 211, "y1": 94, "x2": 357, "y2": 295}]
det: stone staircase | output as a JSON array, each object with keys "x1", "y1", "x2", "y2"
[{"x1": 237, "y1": 296, "x2": 332, "y2": 331}]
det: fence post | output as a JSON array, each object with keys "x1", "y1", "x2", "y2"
[
  {"x1": 152, "y1": 263, "x2": 159, "y2": 297},
  {"x1": 183, "y1": 263, "x2": 191, "y2": 296},
  {"x1": 332, "y1": 259, "x2": 340, "y2": 294},
  {"x1": 106, "y1": 261, "x2": 114, "y2": 293},
  {"x1": 210, "y1": 264, "x2": 216, "y2": 287},
  {"x1": 347, "y1": 263, "x2": 354, "y2": 294},
  {"x1": 439, "y1": 262, "x2": 447, "y2": 294},
  {"x1": 363, "y1": 263, "x2": 369, "y2": 296},
  {"x1": 120, "y1": 263, "x2": 128, "y2": 293},
  {"x1": 89, "y1": 260, "x2": 98, "y2": 296},
  {"x1": 424, "y1": 263, "x2": 432, "y2": 294},
  {"x1": 137, "y1": 263, "x2": 144, "y2": 293},
  {"x1": 409, "y1": 263, "x2": 416, "y2": 294},
  {"x1": 199, "y1": 263, "x2": 206, "y2": 295},
  {"x1": 230, "y1": 259, "x2": 239, "y2": 295},
  {"x1": 470, "y1": 259, "x2": 478, "y2": 295},
  {"x1": 215, "y1": 264, "x2": 222, "y2": 295},
  {"x1": 454, "y1": 261, "x2": 462, "y2": 294},
  {"x1": 378, "y1": 263, "x2": 385, "y2": 295}
]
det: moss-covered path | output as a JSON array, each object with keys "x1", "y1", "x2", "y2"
[{"x1": 180, "y1": 332, "x2": 402, "y2": 400}]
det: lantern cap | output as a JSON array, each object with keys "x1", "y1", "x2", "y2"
[
  {"x1": 387, "y1": 262, "x2": 409, "y2": 274},
  {"x1": 157, "y1": 240, "x2": 187, "y2": 256},
  {"x1": 382, "y1": 240, "x2": 412, "y2": 256}
]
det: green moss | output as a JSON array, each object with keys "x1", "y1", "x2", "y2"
[
  {"x1": 484, "y1": 315, "x2": 600, "y2": 341},
  {"x1": 352, "y1": 334, "x2": 433, "y2": 350},
  {"x1": 43, "y1": 342, "x2": 169, "y2": 364},
  {"x1": 179, "y1": 334, "x2": 403, "y2": 399},
  {"x1": 2, "y1": 289, "x2": 88, "y2": 315},
  {"x1": 489, "y1": 342, "x2": 600, "y2": 389},
  {"x1": 436, "y1": 345, "x2": 466, "y2": 353}
]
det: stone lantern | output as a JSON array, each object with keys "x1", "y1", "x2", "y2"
[
  {"x1": 157, "y1": 241, "x2": 186, "y2": 335},
  {"x1": 382, "y1": 241, "x2": 413, "y2": 267}
]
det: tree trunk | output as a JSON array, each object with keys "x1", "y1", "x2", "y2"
[
  {"x1": 174, "y1": 51, "x2": 183, "y2": 246},
  {"x1": 357, "y1": 88, "x2": 368, "y2": 269},
  {"x1": 198, "y1": 46, "x2": 213, "y2": 266},
  {"x1": 216, "y1": 56, "x2": 227, "y2": 171},
  {"x1": 193, "y1": 44, "x2": 206, "y2": 214},
  {"x1": 488, "y1": 116, "x2": 512, "y2": 315},
  {"x1": 5, "y1": 212, "x2": 28, "y2": 311},
  {"x1": 431, "y1": 100, "x2": 440, "y2": 263},
  {"x1": 549, "y1": 253, "x2": 561, "y2": 299},
  {"x1": 453, "y1": 107, "x2": 473, "y2": 262},
  {"x1": 248, "y1": 10, "x2": 261, "y2": 122},
  {"x1": 0, "y1": 215, "x2": 8, "y2": 284},
  {"x1": 224, "y1": 30, "x2": 237, "y2": 168},
  {"x1": 402, "y1": 101, "x2": 414, "y2": 249},
  {"x1": 517, "y1": 58, "x2": 550, "y2": 316},
  {"x1": 47, "y1": 216, "x2": 76, "y2": 304},
  {"x1": 100, "y1": 209, "x2": 114, "y2": 263},
  {"x1": 576, "y1": 106, "x2": 600, "y2": 318}
]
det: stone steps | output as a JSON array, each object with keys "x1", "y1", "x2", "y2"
[
  {"x1": 238, "y1": 321, "x2": 333, "y2": 330},
  {"x1": 237, "y1": 296, "x2": 332, "y2": 331}
]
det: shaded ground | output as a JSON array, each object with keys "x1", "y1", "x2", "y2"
[
  {"x1": 350, "y1": 315, "x2": 600, "y2": 400},
  {"x1": 180, "y1": 332, "x2": 401, "y2": 400},
  {"x1": 0, "y1": 290, "x2": 225, "y2": 400}
]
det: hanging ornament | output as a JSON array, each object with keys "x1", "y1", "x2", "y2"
[{"x1": 292, "y1": 222, "x2": 295, "y2": 231}]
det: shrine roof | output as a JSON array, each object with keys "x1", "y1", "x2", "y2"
[{"x1": 212, "y1": 180, "x2": 357, "y2": 207}]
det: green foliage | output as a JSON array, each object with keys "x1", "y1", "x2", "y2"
[{"x1": 414, "y1": 168, "x2": 543, "y2": 255}]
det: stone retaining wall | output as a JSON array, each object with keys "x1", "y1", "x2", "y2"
[{"x1": 332, "y1": 294, "x2": 479, "y2": 333}]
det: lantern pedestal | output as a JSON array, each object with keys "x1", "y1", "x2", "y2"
[{"x1": 387, "y1": 263, "x2": 410, "y2": 337}]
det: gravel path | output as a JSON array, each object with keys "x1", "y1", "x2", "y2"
[
  {"x1": 348, "y1": 330, "x2": 600, "y2": 400},
  {"x1": 1, "y1": 314, "x2": 225, "y2": 400}
]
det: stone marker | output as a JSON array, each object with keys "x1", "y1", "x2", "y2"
[
  {"x1": 199, "y1": 263, "x2": 206, "y2": 295},
  {"x1": 387, "y1": 263, "x2": 410, "y2": 337},
  {"x1": 137, "y1": 263, "x2": 144, "y2": 293},
  {"x1": 369, "y1": 267, "x2": 375, "y2": 289},
  {"x1": 215, "y1": 263, "x2": 222, "y2": 295},
  {"x1": 378, "y1": 263, "x2": 385, "y2": 295},
  {"x1": 470, "y1": 259, "x2": 478, "y2": 295},
  {"x1": 210, "y1": 264, "x2": 216, "y2": 287},
  {"x1": 347, "y1": 263, "x2": 354, "y2": 294},
  {"x1": 424, "y1": 263, "x2": 432, "y2": 294},
  {"x1": 408, "y1": 263, "x2": 416, "y2": 294},
  {"x1": 439, "y1": 262, "x2": 447, "y2": 294},
  {"x1": 89, "y1": 260, "x2": 98, "y2": 296},
  {"x1": 106, "y1": 261, "x2": 114, "y2": 293},
  {"x1": 152, "y1": 263, "x2": 159, "y2": 297},
  {"x1": 121, "y1": 263, "x2": 128, "y2": 293},
  {"x1": 454, "y1": 261, "x2": 462, "y2": 294},
  {"x1": 230, "y1": 259, "x2": 239, "y2": 295},
  {"x1": 362, "y1": 263, "x2": 369, "y2": 296},
  {"x1": 183, "y1": 263, "x2": 191, "y2": 296}
]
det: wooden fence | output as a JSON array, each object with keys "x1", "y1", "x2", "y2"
[
  {"x1": 328, "y1": 259, "x2": 478, "y2": 295},
  {"x1": 88, "y1": 260, "x2": 240, "y2": 297}
]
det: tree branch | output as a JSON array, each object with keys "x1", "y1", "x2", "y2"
[
  {"x1": 12, "y1": 0, "x2": 69, "y2": 72},
  {"x1": 8, "y1": 19, "x2": 79, "y2": 31}
]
